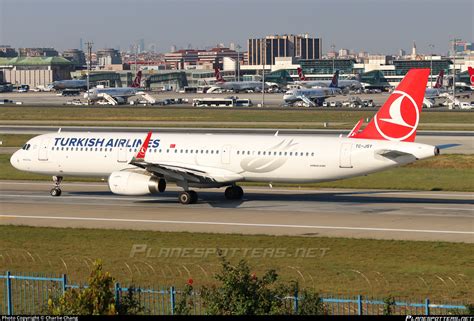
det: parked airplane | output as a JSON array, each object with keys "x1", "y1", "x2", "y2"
[
  {"x1": 51, "y1": 79, "x2": 87, "y2": 91},
  {"x1": 283, "y1": 87, "x2": 341, "y2": 106},
  {"x1": 425, "y1": 70, "x2": 445, "y2": 99},
  {"x1": 468, "y1": 66, "x2": 474, "y2": 90},
  {"x1": 11, "y1": 69, "x2": 454, "y2": 204},
  {"x1": 207, "y1": 68, "x2": 266, "y2": 93},
  {"x1": 295, "y1": 68, "x2": 362, "y2": 90},
  {"x1": 83, "y1": 71, "x2": 143, "y2": 103}
]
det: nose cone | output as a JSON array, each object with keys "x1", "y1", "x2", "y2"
[{"x1": 10, "y1": 151, "x2": 20, "y2": 169}]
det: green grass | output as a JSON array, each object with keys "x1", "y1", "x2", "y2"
[
  {"x1": 0, "y1": 225, "x2": 471, "y2": 301},
  {"x1": 0, "y1": 134, "x2": 36, "y2": 147},
  {"x1": 1, "y1": 153, "x2": 473, "y2": 191},
  {"x1": 1, "y1": 107, "x2": 473, "y2": 125}
]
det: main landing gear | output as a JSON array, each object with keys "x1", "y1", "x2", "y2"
[
  {"x1": 177, "y1": 185, "x2": 244, "y2": 205},
  {"x1": 179, "y1": 190, "x2": 198, "y2": 205},
  {"x1": 50, "y1": 176, "x2": 63, "y2": 197},
  {"x1": 224, "y1": 185, "x2": 244, "y2": 200}
]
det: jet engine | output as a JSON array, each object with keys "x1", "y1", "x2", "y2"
[{"x1": 108, "y1": 171, "x2": 165, "y2": 195}]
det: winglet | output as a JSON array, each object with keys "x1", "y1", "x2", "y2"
[
  {"x1": 132, "y1": 131, "x2": 152, "y2": 162},
  {"x1": 347, "y1": 118, "x2": 364, "y2": 137}
]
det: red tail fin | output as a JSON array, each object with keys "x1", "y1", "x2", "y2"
[
  {"x1": 433, "y1": 70, "x2": 444, "y2": 88},
  {"x1": 297, "y1": 67, "x2": 306, "y2": 81},
  {"x1": 351, "y1": 69, "x2": 430, "y2": 142},
  {"x1": 214, "y1": 68, "x2": 225, "y2": 82},
  {"x1": 134, "y1": 131, "x2": 152, "y2": 161},
  {"x1": 131, "y1": 71, "x2": 142, "y2": 88},
  {"x1": 468, "y1": 66, "x2": 474, "y2": 86}
]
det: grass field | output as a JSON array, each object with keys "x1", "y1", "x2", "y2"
[
  {"x1": 0, "y1": 225, "x2": 472, "y2": 301},
  {"x1": 1, "y1": 153, "x2": 473, "y2": 191},
  {"x1": 1, "y1": 107, "x2": 473, "y2": 130}
]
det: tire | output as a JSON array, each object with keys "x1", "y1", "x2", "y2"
[
  {"x1": 50, "y1": 188, "x2": 61, "y2": 197},
  {"x1": 225, "y1": 186, "x2": 243, "y2": 200},
  {"x1": 233, "y1": 186, "x2": 244, "y2": 200},
  {"x1": 179, "y1": 192, "x2": 192, "y2": 205},
  {"x1": 189, "y1": 191, "x2": 198, "y2": 204}
]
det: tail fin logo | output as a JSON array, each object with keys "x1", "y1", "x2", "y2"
[
  {"x1": 297, "y1": 68, "x2": 306, "y2": 81},
  {"x1": 374, "y1": 90, "x2": 419, "y2": 141},
  {"x1": 468, "y1": 67, "x2": 474, "y2": 85}
]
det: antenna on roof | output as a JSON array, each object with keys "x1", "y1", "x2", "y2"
[
  {"x1": 58, "y1": 128, "x2": 61, "y2": 133},
  {"x1": 274, "y1": 130, "x2": 279, "y2": 137}
]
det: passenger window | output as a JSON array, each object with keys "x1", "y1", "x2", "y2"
[
  {"x1": 166, "y1": 149, "x2": 169, "y2": 153},
  {"x1": 289, "y1": 152, "x2": 293, "y2": 156},
  {"x1": 258, "y1": 151, "x2": 261, "y2": 155},
  {"x1": 311, "y1": 152, "x2": 315, "y2": 156},
  {"x1": 237, "y1": 151, "x2": 240, "y2": 155}
]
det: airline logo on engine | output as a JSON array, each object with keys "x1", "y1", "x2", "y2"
[{"x1": 374, "y1": 90, "x2": 419, "y2": 141}]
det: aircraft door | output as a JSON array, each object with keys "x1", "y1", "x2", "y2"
[
  {"x1": 221, "y1": 145, "x2": 231, "y2": 164},
  {"x1": 117, "y1": 147, "x2": 128, "y2": 163},
  {"x1": 38, "y1": 139, "x2": 50, "y2": 161},
  {"x1": 339, "y1": 143, "x2": 352, "y2": 168}
]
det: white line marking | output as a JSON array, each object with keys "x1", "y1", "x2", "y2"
[
  {"x1": 0, "y1": 214, "x2": 472, "y2": 235},
  {"x1": 424, "y1": 207, "x2": 474, "y2": 212}
]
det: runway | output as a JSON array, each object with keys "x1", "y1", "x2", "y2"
[{"x1": 1, "y1": 181, "x2": 472, "y2": 243}]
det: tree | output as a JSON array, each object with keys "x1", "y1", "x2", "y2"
[
  {"x1": 200, "y1": 251, "x2": 326, "y2": 315},
  {"x1": 48, "y1": 260, "x2": 144, "y2": 315}
]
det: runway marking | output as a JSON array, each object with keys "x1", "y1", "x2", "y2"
[
  {"x1": 1, "y1": 214, "x2": 473, "y2": 235},
  {"x1": 425, "y1": 207, "x2": 474, "y2": 212}
]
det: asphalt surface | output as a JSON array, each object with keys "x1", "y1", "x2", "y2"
[
  {"x1": 1, "y1": 181, "x2": 472, "y2": 243},
  {"x1": 1, "y1": 126, "x2": 472, "y2": 154},
  {"x1": 2, "y1": 91, "x2": 472, "y2": 108}
]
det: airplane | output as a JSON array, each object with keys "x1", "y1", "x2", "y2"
[
  {"x1": 207, "y1": 68, "x2": 267, "y2": 93},
  {"x1": 282, "y1": 87, "x2": 342, "y2": 106},
  {"x1": 83, "y1": 71, "x2": 143, "y2": 104},
  {"x1": 295, "y1": 68, "x2": 362, "y2": 90},
  {"x1": 468, "y1": 66, "x2": 474, "y2": 90},
  {"x1": 425, "y1": 70, "x2": 445, "y2": 99},
  {"x1": 11, "y1": 69, "x2": 455, "y2": 205},
  {"x1": 50, "y1": 79, "x2": 87, "y2": 91}
]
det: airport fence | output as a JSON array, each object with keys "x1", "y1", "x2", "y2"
[{"x1": 0, "y1": 271, "x2": 469, "y2": 315}]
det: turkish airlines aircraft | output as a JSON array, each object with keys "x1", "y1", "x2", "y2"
[
  {"x1": 84, "y1": 71, "x2": 143, "y2": 103},
  {"x1": 468, "y1": 66, "x2": 474, "y2": 90},
  {"x1": 295, "y1": 68, "x2": 362, "y2": 90},
  {"x1": 11, "y1": 69, "x2": 452, "y2": 204}
]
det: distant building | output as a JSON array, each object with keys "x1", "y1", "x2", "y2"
[
  {"x1": 96, "y1": 48, "x2": 122, "y2": 66},
  {"x1": 62, "y1": 49, "x2": 86, "y2": 67},
  {"x1": 18, "y1": 47, "x2": 58, "y2": 57},
  {"x1": 247, "y1": 34, "x2": 321, "y2": 65},
  {"x1": 0, "y1": 45, "x2": 17, "y2": 58},
  {"x1": 398, "y1": 49, "x2": 406, "y2": 57},
  {"x1": 0, "y1": 56, "x2": 74, "y2": 87},
  {"x1": 164, "y1": 47, "x2": 239, "y2": 70}
]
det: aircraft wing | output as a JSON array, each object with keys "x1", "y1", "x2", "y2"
[{"x1": 129, "y1": 132, "x2": 243, "y2": 184}]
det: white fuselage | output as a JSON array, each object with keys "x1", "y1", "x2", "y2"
[{"x1": 11, "y1": 132, "x2": 436, "y2": 186}]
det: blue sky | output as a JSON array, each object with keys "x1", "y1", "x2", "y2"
[{"x1": 0, "y1": 0, "x2": 472, "y2": 54}]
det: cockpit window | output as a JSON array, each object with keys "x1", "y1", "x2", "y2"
[{"x1": 22, "y1": 144, "x2": 31, "y2": 150}]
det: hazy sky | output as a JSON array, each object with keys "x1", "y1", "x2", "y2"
[{"x1": 0, "y1": 0, "x2": 472, "y2": 55}]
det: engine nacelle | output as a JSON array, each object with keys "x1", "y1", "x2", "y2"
[{"x1": 108, "y1": 171, "x2": 161, "y2": 196}]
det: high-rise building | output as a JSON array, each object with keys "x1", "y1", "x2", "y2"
[
  {"x1": 138, "y1": 39, "x2": 145, "y2": 53},
  {"x1": 247, "y1": 34, "x2": 321, "y2": 65},
  {"x1": 62, "y1": 49, "x2": 86, "y2": 67},
  {"x1": 96, "y1": 48, "x2": 122, "y2": 66},
  {"x1": 0, "y1": 45, "x2": 18, "y2": 57}
]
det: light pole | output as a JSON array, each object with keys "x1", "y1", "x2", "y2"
[
  {"x1": 452, "y1": 39, "x2": 456, "y2": 101},
  {"x1": 261, "y1": 40, "x2": 267, "y2": 107},
  {"x1": 236, "y1": 44, "x2": 241, "y2": 82},
  {"x1": 85, "y1": 41, "x2": 93, "y2": 106},
  {"x1": 331, "y1": 44, "x2": 336, "y2": 73},
  {"x1": 429, "y1": 44, "x2": 434, "y2": 88}
]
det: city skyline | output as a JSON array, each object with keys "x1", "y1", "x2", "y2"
[{"x1": 0, "y1": 0, "x2": 472, "y2": 55}]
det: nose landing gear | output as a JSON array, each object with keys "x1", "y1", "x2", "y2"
[{"x1": 50, "y1": 176, "x2": 63, "y2": 197}]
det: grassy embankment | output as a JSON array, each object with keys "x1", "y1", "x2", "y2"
[
  {"x1": 0, "y1": 225, "x2": 472, "y2": 302},
  {"x1": 1, "y1": 107, "x2": 473, "y2": 130}
]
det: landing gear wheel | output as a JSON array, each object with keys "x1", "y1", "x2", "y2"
[
  {"x1": 189, "y1": 191, "x2": 198, "y2": 204},
  {"x1": 51, "y1": 176, "x2": 63, "y2": 197},
  {"x1": 50, "y1": 187, "x2": 62, "y2": 197},
  {"x1": 225, "y1": 186, "x2": 244, "y2": 200},
  {"x1": 179, "y1": 191, "x2": 198, "y2": 205}
]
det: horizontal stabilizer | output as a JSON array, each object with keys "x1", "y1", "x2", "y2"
[{"x1": 436, "y1": 144, "x2": 461, "y2": 150}]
